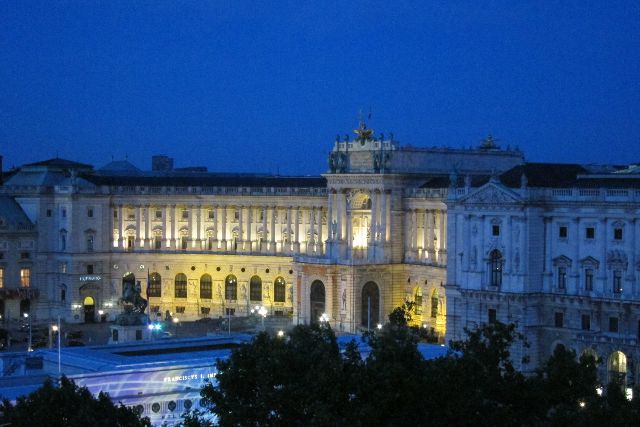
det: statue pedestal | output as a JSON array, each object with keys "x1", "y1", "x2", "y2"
[{"x1": 109, "y1": 324, "x2": 151, "y2": 344}]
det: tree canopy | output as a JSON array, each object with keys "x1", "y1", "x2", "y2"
[{"x1": 0, "y1": 376, "x2": 150, "y2": 427}]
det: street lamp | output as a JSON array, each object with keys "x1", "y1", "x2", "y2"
[
  {"x1": 172, "y1": 317, "x2": 180, "y2": 338},
  {"x1": 319, "y1": 312, "x2": 329, "y2": 323},
  {"x1": 23, "y1": 312, "x2": 32, "y2": 352},
  {"x1": 251, "y1": 305, "x2": 267, "y2": 330}
]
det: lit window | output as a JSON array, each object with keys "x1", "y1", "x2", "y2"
[
  {"x1": 174, "y1": 273, "x2": 187, "y2": 298},
  {"x1": 274, "y1": 277, "x2": 286, "y2": 302},
  {"x1": 0, "y1": 268, "x2": 3, "y2": 288},
  {"x1": 20, "y1": 268, "x2": 30, "y2": 287},
  {"x1": 225, "y1": 275, "x2": 237, "y2": 300},
  {"x1": 148, "y1": 273, "x2": 162, "y2": 298},
  {"x1": 200, "y1": 274, "x2": 212, "y2": 299}
]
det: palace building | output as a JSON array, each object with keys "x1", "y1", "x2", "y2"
[{"x1": 0, "y1": 122, "x2": 639, "y2": 384}]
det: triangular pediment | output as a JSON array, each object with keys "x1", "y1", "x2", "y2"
[{"x1": 460, "y1": 183, "x2": 522, "y2": 205}]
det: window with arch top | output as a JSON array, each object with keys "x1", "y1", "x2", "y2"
[
  {"x1": 489, "y1": 249, "x2": 503, "y2": 287},
  {"x1": 200, "y1": 274, "x2": 212, "y2": 299},
  {"x1": 274, "y1": 277, "x2": 286, "y2": 302},
  {"x1": 250, "y1": 276, "x2": 262, "y2": 301},
  {"x1": 225, "y1": 275, "x2": 237, "y2": 300}
]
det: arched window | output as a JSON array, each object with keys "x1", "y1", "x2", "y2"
[
  {"x1": 200, "y1": 274, "x2": 212, "y2": 299},
  {"x1": 431, "y1": 290, "x2": 439, "y2": 318},
  {"x1": 148, "y1": 273, "x2": 162, "y2": 297},
  {"x1": 490, "y1": 250, "x2": 503, "y2": 287},
  {"x1": 175, "y1": 273, "x2": 187, "y2": 298},
  {"x1": 608, "y1": 351, "x2": 627, "y2": 386},
  {"x1": 250, "y1": 276, "x2": 262, "y2": 301},
  {"x1": 274, "y1": 277, "x2": 286, "y2": 302},
  {"x1": 310, "y1": 280, "x2": 325, "y2": 323},
  {"x1": 361, "y1": 282, "x2": 380, "y2": 328},
  {"x1": 225, "y1": 275, "x2": 237, "y2": 300}
]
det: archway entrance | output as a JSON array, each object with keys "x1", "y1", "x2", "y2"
[
  {"x1": 361, "y1": 281, "x2": 380, "y2": 328},
  {"x1": 83, "y1": 296, "x2": 95, "y2": 323},
  {"x1": 309, "y1": 280, "x2": 325, "y2": 324},
  {"x1": 608, "y1": 351, "x2": 627, "y2": 386}
]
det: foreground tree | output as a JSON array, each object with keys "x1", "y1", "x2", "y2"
[
  {"x1": 201, "y1": 323, "x2": 357, "y2": 426},
  {"x1": 0, "y1": 376, "x2": 150, "y2": 427}
]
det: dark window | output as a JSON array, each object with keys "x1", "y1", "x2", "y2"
[
  {"x1": 585, "y1": 227, "x2": 595, "y2": 239},
  {"x1": 154, "y1": 236, "x2": 162, "y2": 249},
  {"x1": 613, "y1": 270, "x2": 622, "y2": 293},
  {"x1": 585, "y1": 269, "x2": 593, "y2": 291},
  {"x1": 609, "y1": 317, "x2": 619, "y2": 333},
  {"x1": 554, "y1": 312, "x2": 564, "y2": 328},
  {"x1": 490, "y1": 250, "x2": 502, "y2": 287},
  {"x1": 61, "y1": 208, "x2": 66, "y2": 218},
  {"x1": 174, "y1": 273, "x2": 187, "y2": 298},
  {"x1": 86, "y1": 264, "x2": 93, "y2": 274},
  {"x1": 488, "y1": 308, "x2": 497, "y2": 323},
  {"x1": 200, "y1": 274, "x2": 212, "y2": 299},
  {"x1": 614, "y1": 228, "x2": 623, "y2": 240},
  {"x1": 20, "y1": 252, "x2": 30, "y2": 259},
  {"x1": 148, "y1": 273, "x2": 162, "y2": 297},
  {"x1": 155, "y1": 210, "x2": 162, "y2": 219},
  {"x1": 431, "y1": 295, "x2": 439, "y2": 318},
  {"x1": 46, "y1": 209, "x2": 52, "y2": 217},
  {"x1": 582, "y1": 314, "x2": 591, "y2": 331},
  {"x1": 415, "y1": 293, "x2": 422, "y2": 315},
  {"x1": 558, "y1": 266, "x2": 566, "y2": 289},
  {"x1": 225, "y1": 308, "x2": 235, "y2": 316},
  {"x1": 208, "y1": 210, "x2": 215, "y2": 219},
  {"x1": 87, "y1": 236, "x2": 94, "y2": 252},
  {"x1": 274, "y1": 277, "x2": 286, "y2": 302},
  {"x1": 492, "y1": 225, "x2": 500, "y2": 236},
  {"x1": 182, "y1": 210, "x2": 189, "y2": 219},
  {"x1": 559, "y1": 226, "x2": 568, "y2": 238},
  {"x1": 249, "y1": 276, "x2": 262, "y2": 301},
  {"x1": 135, "y1": 330, "x2": 142, "y2": 340},
  {"x1": 181, "y1": 236, "x2": 188, "y2": 250},
  {"x1": 175, "y1": 306, "x2": 185, "y2": 314},
  {"x1": 208, "y1": 237, "x2": 215, "y2": 250},
  {"x1": 225, "y1": 275, "x2": 237, "y2": 300},
  {"x1": 87, "y1": 208, "x2": 93, "y2": 218},
  {"x1": 200, "y1": 307, "x2": 210, "y2": 315},
  {"x1": 113, "y1": 210, "x2": 118, "y2": 219}
]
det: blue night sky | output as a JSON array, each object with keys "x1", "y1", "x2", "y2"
[{"x1": 1, "y1": 1, "x2": 639, "y2": 175}]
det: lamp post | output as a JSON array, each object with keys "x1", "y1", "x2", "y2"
[
  {"x1": 52, "y1": 317, "x2": 60, "y2": 374},
  {"x1": 172, "y1": 317, "x2": 180, "y2": 338},
  {"x1": 23, "y1": 312, "x2": 32, "y2": 352},
  {"x1": 251, "y1": 305, "x2": 267, "y2": 330},
  {"x1": 319, "y1": 312, "x2": 329, "y2": 324}
]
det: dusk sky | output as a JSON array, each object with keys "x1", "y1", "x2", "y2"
[{"x1": 1, "y1": 1, "x2": 639, "y2": 175}]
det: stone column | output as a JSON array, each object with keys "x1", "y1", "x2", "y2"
[
  {"x1": 599, "y1": 218, "x2": 607, "y2": 282},
  {"x1": 286, "y1": 206, "x2": 292, "y2": 252},
  {"x1": 309, "y1": 207, "x2": 315, "y2": 253},
  {"x1": 380, "y1": 191, "x2": 387, "y2": 242},
  {"x1": 221, "y1": 205, "x2": 228, "y2": 250},
  {"x1": 144, "y1": 205, "x2": 151, "y2": 248},
  {"x1": 327, "y1": 191, "x2": 334, "y2": 240},
  {"x1": 317, "y1": 207, "x2": 323, "y2": 254},
  {"x1": 572, "y1": 217, "x2": 580, "y2": 290},
  {"x1": 117, "y1": 205, "x2": 124, "y2": 248},
  {"x1": 337, "y1": 191, "x2": 344, "y2": 240},
  {"x1": 164, "y1": 205, "x2": 171, "y2": 248},
  {"x1": 246, "y1": 206, "x2": 253, "y2": 252},
  {"x1": 238, "y1": 206, "x2": 244, "y2": 251},
  {"x1": 294, "y1": 207, "x2": 301, "y2": 252},
  {"x1": 270, "y1": 206, "x2": 277, "y2": 253},
  {"x1": 426, "y1": 210, "x2": 435, "y2": 259}
]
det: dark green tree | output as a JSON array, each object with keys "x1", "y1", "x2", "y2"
[
  {"x1": 0, "y1": 376, "x2": 150, "y2": 427},
  {"x1": 201, "y1": 323, "x2": 356, "y2": 426}
]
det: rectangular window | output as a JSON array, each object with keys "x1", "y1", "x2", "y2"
[
  {"x1": 559, "y1": 226, "x2": 568, "y2": 238},
  {"x1": 181, "y1": 237, "x2": 188, "y2": 250},
  {"x1": 113, "y1": 210, "x2": 118, "y2": 219},
  {"x1": 488, "y1": 308, "x2": 497, "y2": 324},
  {"x1": 492, "y1": 225, "x2": 500, "y2": 236},
  {"x1": 155, "y1": 210, "x2": 163, "y2": 219},
  {"x1": 558, "y1": 266, "x2": 566, "y2": 289},
  {"x1": 0, "y1": 268, "x2": 3, "y2": 288},
  {"x1": 46, "y1": 209, "x2": 52, "y2": 217},
  {"x1": 20, "y1": 268, "x2": 30, "y2": 287},
  {"x1": 127, "y1": 236, "x2": 135, "y2": 251},
  {"x1": 87, "y1": 236, "x2": 94, "y2": 252},
  {"x1": 175, "y1": 282, "x2": 187, "y2": 298},
  {"x1": 609, "y1": 317, "x2": 619, "y2": 333},
  {"x1": 585, "y1": 227, "x2": 595, "y2": 239},
  {"x1": 154, "y1": 236, "x2": 162, "y2": 250},
  {"x1": 175, "y1": 306, "x2": 186, "y2": 314},
  {"x1": 234, "y1": 210, "x2": 240, "y2": 221},
  {"x1": 201, "y1": 307, "x2": 211, "y2": 315},
  {"x1": 182, "y1": 210, "x2": 189, "y2": 219},
  {"x1": 585, "y1": 269, "x2": 593, "y2": 291},
  {"x1": 86, "y1": 264, "x2": 94, "y2": 274},
  {"x1": 20, "y1": 252, "x2": 30, "y2": 259},
  {"x1": 225, "y1": 308, "x2": 235, "y2": 316},
  {"x1": 87, "y1": 208, "x2": 93, "y2": 218},
  {"x1": 208, "y1": 209, "x2": 215, "y2": 219},
  {"x1": 554, "y1": 312, "x2": 564, "y2": 328},
  {"x1": 581, "y1": 314, "x2": 591, "y2": 331},
  {"x1": 614, "y1": 228, "x2": 623, "y2": 240},
  {"x1": 613, "y1": 270, "x2": 622, "y2": 293},
  {"x1": 61, "y1": 208, "x2": 66, "y2": 218}
]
